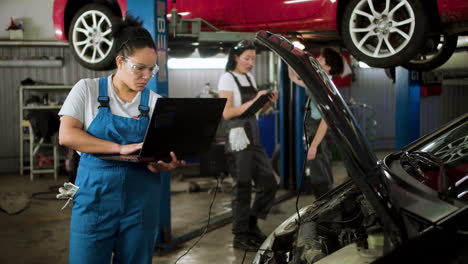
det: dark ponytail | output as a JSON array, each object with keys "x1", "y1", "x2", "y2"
[{"x1": 111, "y1": 15, "x2": 156, "y2": 57}]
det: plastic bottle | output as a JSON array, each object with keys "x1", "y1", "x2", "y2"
[{"x1": 198, "y1": 82, "x2": 213, "y2": 98}]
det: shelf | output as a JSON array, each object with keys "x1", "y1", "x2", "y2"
[
  {"x1": 31, "y1": 169, "x2": 56, "y2": 174},
  {"x1": 21, "y1": 85, "x2": 72, "y2": 90},
  {"x1": 19, "y1": 85, "x2": 71, "y2": 180},
  {"x1": 0, "y1": 40, "x2": 69, "y2": 47},
  {"x1": 23, "y1": 141, "x2": 55, "y2": 147},
  {"x1": 0, "y1": 59, "x2": 63, "y2": 67},
  {"x1": 23, "y1": 105, "x2": 62, "y2": 110}
]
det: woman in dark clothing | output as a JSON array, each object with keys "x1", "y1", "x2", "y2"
[{"x1": 218, "y1": 40, "x2": 279, "y2": 251}]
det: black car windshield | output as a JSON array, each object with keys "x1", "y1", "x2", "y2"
[
  {"x1": 404, "y1": 121, "x2": 468, "y2": 196},
  {"x1": 418, "y1": 121, "x2": 467, "y2": 171}
]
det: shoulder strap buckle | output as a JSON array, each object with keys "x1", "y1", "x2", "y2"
[
  {"x1": 138, "y1": 105, "x2": 150, "y2": 117},
  {"x1": 98, "y1": 96, "x2": 110, "y2": 108}
]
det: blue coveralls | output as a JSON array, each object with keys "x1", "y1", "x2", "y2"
[{"x1": 69, "y1": 77, "x2": 160, "y2": 264}]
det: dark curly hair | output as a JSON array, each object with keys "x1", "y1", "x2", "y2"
[
  {"x1": 111, "y1": 15, "x2": 156, "y2": 57},
  {"x1": 225, "y1": 39, "x2": 256, "y2": 71},
  {"x1": 321, "y1": 47, "x2": 344, "y2": 76}
]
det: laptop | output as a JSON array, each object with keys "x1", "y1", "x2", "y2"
[{"x1": 100, "y1": 97, "x2": 227, "y2": 163}]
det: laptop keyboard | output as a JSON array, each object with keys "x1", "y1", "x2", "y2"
[{"x1": 117, "y1": 155, "x2": 139, "y2": 161}]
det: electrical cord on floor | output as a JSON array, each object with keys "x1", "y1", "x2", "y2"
[
  {"x1": 31, "y1": 185, "x2": 62, "y2": 200},
  {"x1": 241, "y1": 249, "x2": 248, "y2": 264},
  {"x1": 174, "y1": 176, "x2": 220, "y2": 264}
]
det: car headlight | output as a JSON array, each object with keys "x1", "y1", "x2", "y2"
[{"x1": 252, "y1": 205, "x2": 314, "y2": 264}]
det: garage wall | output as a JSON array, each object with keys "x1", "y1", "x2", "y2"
[
  {"x1": 348, "y1": 67, "x2": 396, "y2": 150},
  {"x1": 168, "y1": 52, "x2": 271, "y2": 97},
  {"x1": 0, "y1": 0, "x2": 56, "y2": 40},
  {"x1": 0, "y1": 45, "x2": 109, "y2": 173},
  {"x1": 0, "y1": 47, "x2": 270, "y2": 174},
  {"x1": 420, "y1": 81, "x2": 468, "y2": 135},
  {"x1": 168, "y1": 69, "x2": 225, "y2": 97},
  {"x1": 350, "y1": 67, "x2": 468, "y2": 151},
  {"x1": 3, "y1": 45, "x2": 462, "y2": 174}
]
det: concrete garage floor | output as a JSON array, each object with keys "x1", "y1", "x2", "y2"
[{"x1": 0, "y1": 160, "x2": 352, "y2": 264}]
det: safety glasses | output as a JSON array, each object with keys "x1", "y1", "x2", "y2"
[{"x1": 122, "y1": 56, "x2": 159, "y2": 78}]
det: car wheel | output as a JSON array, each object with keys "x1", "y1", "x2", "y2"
[
  {"x1": 68, "y1": 3, "x2": 117, "y2": 71},
  {"x1": 341, "y1": 0, "x2": 428, "y2": 68},
  {"x1": 402, "y1": 34, "x2": 458, "y2": 72}
]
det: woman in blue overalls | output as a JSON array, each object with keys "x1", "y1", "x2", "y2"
[
  {"x1": 218, "y1": 40, "x2": 279, "y2": 251},
  {"x1": 58, "y1": 16, "x2": 184, "y2": 263}
]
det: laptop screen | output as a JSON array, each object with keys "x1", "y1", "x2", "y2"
[{"x1": 140, "y1": 97, "x2": 227, "y2": 161}]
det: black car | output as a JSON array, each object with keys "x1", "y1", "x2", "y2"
[{"x1": 253, "y1": 31, "x2": 468, "y2": 264}]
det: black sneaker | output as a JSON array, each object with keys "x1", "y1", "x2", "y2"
[
  {"x1": 249, "y1": 224, "x2": 267, "y2": 244},
  {"x1": 233, "y1": 234, "x2": 260, "y2": 252}
]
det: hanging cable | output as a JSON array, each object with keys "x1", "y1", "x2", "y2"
[
  {"x1": 295, "y1": 96, "x2": 312, "y2": 224},
  {"x1": 31, "y1": 185, "x2": 62, "y2": 200},
  {"x1": 174, "y1": 177, "x2": 220, "y2": 264}
]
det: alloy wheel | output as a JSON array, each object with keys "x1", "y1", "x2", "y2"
[
  {"x1": 349, "y1": 0, "x2": 416, "y2": 58},
  {"x1": 71, "y1": 10, "x2": 114, "y2": 64}
]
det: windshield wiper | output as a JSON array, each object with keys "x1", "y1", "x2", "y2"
[{"x1": 400, "y1": 151, "x2": 451, "y2": 200}]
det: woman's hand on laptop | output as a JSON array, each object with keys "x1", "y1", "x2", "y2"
[
  {"x1": 147, "y1": 151, "x2": 186, "y2": 173},
  {"x1": 120, "y1": 143, "x2": 143, "y2": 154}
]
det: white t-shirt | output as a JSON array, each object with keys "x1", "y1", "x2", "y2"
[
  {"x1": 217, "y1": 72, "x2": 257, "y2": 107},
  {"x1": 59, "y1": 76, "x2": 160, "y2": 131}
]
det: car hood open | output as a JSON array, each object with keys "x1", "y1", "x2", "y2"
[{"x1": 255, "y1": 31, "x2": 404, "y2": 246}]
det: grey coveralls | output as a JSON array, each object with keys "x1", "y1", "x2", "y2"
[
  {"x1": 224, "y1": 72, "x2": 278, "y2": 235},
  {"x1": 303, "y1": 99, "x2": 334, "y2": 197}
]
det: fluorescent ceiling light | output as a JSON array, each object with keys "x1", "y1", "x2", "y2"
[{"x1": 168, "y1": 58, "x2": 227, "y2": 69}]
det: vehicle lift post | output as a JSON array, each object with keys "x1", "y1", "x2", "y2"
[
  {"x1": 278, "y1": 60, "x2": 307, "y2": 191},
  {"x1": 126, "y1": 0, "x2": 171, "y2": 248},
  {"x1": 395, "y1": 67, "x2": 421, "y2": 150}
]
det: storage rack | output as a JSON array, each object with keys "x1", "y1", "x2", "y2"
[{"x1": 19, "y1": 85, "x2": 72, "y2": 180}]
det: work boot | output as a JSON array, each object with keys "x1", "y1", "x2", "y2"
[
  {"x1": 233, "y1": 233, "x2": 261, "y2": 252},
  {"x1": 249, "y1": 216, "x2": 267, "y2": 243}
]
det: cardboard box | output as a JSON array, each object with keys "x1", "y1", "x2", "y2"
[{"x1": 9, "y1": 29, "x2": 23, "y2": 40}]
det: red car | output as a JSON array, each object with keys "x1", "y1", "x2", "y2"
[{"x1": 53, "y1": 0, "x2": 468, "y2": 71}]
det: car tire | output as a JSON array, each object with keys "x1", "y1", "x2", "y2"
[
  {"x1": 402, "y1": 34, "x2": 458, "y2": 72},
  {"x1": 68, "y1": 3, "x2": 118, "y2": 71},
  {"x1": 341, "y1": 0, "x2": 428, "y2": 68}
]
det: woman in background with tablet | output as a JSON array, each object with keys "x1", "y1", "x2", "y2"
[{"x1": 218, "y1": 39, "x2": 279, "y2": 252}]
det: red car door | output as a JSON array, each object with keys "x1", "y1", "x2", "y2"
[
  {"x1": 169, "y1": 0, "x2": 246, "y2": 27},
  {"x1": 242, "y1": 0, "x2": 327, "y2": 23},
  {"x1": 438, "y1": 0, "x2": 468, "y2": 23},
  {"x1": 240, "y1": 0, "x2": 337, "y2": 32}
]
